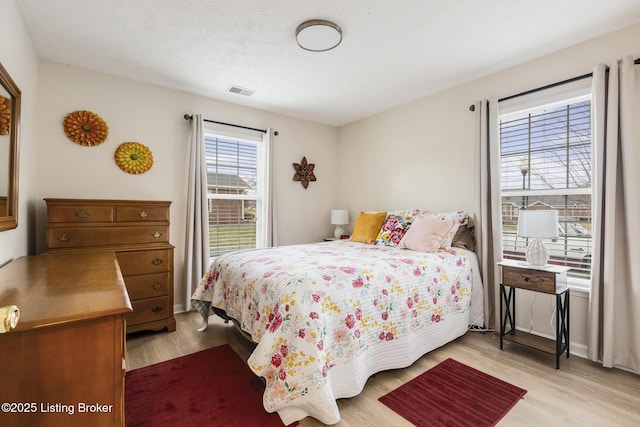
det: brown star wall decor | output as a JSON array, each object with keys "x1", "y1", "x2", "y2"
[{"x1": 293, "y1": 156, "x2": 316, "y2": 189}]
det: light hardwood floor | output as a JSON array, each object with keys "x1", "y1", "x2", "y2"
[{"x1": 126, "y1": 311, "x2": 640, "y2": 426}]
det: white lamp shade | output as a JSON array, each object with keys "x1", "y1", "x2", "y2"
[
  {"x1": 517, "y1": 210, "x2": 559, "y2": 239},
  {"x1": 331, "y1": 209, "x2": 349, "y2": 225}
]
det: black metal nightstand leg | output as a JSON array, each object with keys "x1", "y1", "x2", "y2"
[
  {"x1": 511, "y1": 287, "x2": 516, "y2": 331},
  {"x1": 564, "y1": 289, "x2": 571, "y2": 359},
  {"x1": 565, "y1": 289, "x2": 570, "y2": 359},
  {"x1": 556, "y1": 293, "x2": 561, "y2": 369},
  {"x1": 500, "y1": 284, "x2": 504, "y2": 350},
  {"x1": 500, "y1": 284, "x2": 516, "y2": 351},
  {"x1": 555, "y1": 289, "x2": 571, "y2": 369}
]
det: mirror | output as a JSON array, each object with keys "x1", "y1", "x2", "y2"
[{"x1": 0, "y1": 62, "x2": 20, "y2": 231}]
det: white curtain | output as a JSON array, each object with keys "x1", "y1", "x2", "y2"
[
  {"x1": 587, "y1": 57, "x2": 640, "y2": 373},
  {"x1": 474, "y1": 99, "x2": 502, "y2": 329},
  {"x1": 184, "y1": 114, "x2": 210, "y2": 312},
  {"x1": 261, "y1": 128, "x2": 278, "y2": 248}
]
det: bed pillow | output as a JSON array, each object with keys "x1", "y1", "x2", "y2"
[
  {"x1": 350, "y1": 211, "x2": 387, "y2": 244},
  {"x1": 452, "y1": 224, "x2": 476, "y2": 252},
  {"x1": 374, "y1": 209, "x2": 420, "y2": 247},
  {"x1": 398, "y1": 215, "x2": 455, "y2": 252},
  {"x1": 426, "y1": 210, "x2": 469, "y2": 249}
]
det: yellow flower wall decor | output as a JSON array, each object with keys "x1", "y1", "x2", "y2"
[
  {"x1": 293, "y1": 156, "x2": 316, "y2": 189},
  {"x1": 0, "y1": 95, "x2": 11, "y2": 136},
  {"x1": 115, "y1": 142, "x2": 154, "y2": 174},
  {"x1": 63, "y1": 110, "x2": 109, "y2": 146}
]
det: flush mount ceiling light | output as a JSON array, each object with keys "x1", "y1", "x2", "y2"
[{"x1": 296, "y1": 19, "x2": 342, "y2": 52}]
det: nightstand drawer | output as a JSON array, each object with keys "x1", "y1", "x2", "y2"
[{"x1": 502, "y1": 266, "x2": 556, "y2": 293}]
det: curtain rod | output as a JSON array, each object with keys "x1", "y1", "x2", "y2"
[
  {"x1": 469, "y1": 57, "x2": 640, "y2": 111},
  {"x1": 183, "y1": 114, "x2": 267, "y2": 134},
  {"x1": 498, "y1": 72, "x2": 593, "y2": 103}
]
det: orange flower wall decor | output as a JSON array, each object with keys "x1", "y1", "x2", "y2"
[
  {"x1": 114, "y1": 141, "x2": 154, "y2": 174},
  {"x1": 0, "y1": 95, "x2": 11, "y2": 136},
  {"x1": 293, "y1": 156, "x2": 316, "y2": 189},
  {"x1": 63, "y1": 110, "x2": 109, "y2": 146}
]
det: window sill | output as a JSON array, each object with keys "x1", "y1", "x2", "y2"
[{"x1": 568, "y1": 284, "x2": 590, "y2": 298}]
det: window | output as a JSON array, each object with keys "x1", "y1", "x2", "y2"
[
  {"x1": 205, "y1": 129, "x2": 266, "y2": 258},
  {"x1": 499, "y1": 90, "x2": 593, "y2": 288}
]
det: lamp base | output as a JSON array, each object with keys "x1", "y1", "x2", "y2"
[
  {"x1": 334, "y1": 225, "x2": 344, "y2": 240},
  {"x1": 525, "y1": 238, "x2": 550, "y2": 266}
]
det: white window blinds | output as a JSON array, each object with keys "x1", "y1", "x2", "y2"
[
  {"x1": 499, "y1": 92, "x2": 593, "y2": 286},
  {"x1": 205, "y1": 132, "x2": 262, "y2": 257}
]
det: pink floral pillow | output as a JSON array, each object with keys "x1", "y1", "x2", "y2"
[{"x1": 374, "y1": 209, "x2": 420, "y2": 247}]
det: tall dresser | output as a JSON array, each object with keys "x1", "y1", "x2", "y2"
[{"x1": 44, "y1": 198, "x2": 176, "y2": 334}]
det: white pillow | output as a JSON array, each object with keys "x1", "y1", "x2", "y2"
[{"x1": 398, "y1": 215, "x2": 455, "y2": 252}]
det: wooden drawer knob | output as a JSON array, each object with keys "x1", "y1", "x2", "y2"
[
  {"x1": 151, "y1": 258, "x2": 163, "y2": 266},
  {"x1": 74, "y1": 211, "x2": 90, "y2": 219},
  {"x1": 56, "y1": 234, "x2": 71, "y2": 242}
]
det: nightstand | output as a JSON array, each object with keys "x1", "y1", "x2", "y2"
[
  {"x1": 498, "y1": 260, "x2": 570, "y2": 369},
  {"x1": 323, "y1": 236, "x2": 350, "y2": 242}
]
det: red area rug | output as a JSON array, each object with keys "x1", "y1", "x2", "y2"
[
  {"x1": 125, "y1": 344, "x2": 297, "y2": 427},
  {"x1": 379, "y1": 358, "x2": 526, "y2": 427}
]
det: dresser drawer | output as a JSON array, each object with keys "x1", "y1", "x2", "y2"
[
  {"x1": 47, "y1": 205, "x2": 114, "y2": 223},
  {"x1": 128, "y1": 297, "x2": 170, "y2": 326},
  {"x1": 116, "y1": 249, "x2": 171, "y2": 276},
  {"x1": 124, "y1": 272, "x2": 169, "y2": 300},
  {"x1": 502, "y1": 266, "x2": 557, "y2": 293},
  {"x1": 115, "y1": 206, "x2": 169, "y2": 222},
  {"x1": 47, "y1": 225, "x2": 169, "y2": 248}
]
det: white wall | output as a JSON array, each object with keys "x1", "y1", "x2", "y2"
[
  {"x1": 36, "y1": 61, "x2": 339, "y2": 310},
  {"x1": 338, "y1": 23, "x2": 640, "y2": 353},
  {"x1": 0, "y1": 0, "x2": 39, "y2": 265}
]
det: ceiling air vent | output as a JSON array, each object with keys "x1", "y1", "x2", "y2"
[{"x1": 227, "y1": 85, "x2": 255, "y2": 96}]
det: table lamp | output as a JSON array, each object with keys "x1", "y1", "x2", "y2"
[
  {"x1": 517, "y1": 210, "x2": 559, "y2": 266},
  {"x1": 331, "y1": 209, "x2": 349, "y2": 239}
]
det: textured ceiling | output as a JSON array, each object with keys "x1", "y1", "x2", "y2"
[{"x1": 16, "y1": 0, "x2": 640, "y2": 127}]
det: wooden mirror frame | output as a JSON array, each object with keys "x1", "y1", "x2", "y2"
[{"x1": 0, "y1": 62, "x2": 20, "y2": 231}]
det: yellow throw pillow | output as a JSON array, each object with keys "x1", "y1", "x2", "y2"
[{"x1": 350, "y1": 211, "x2": 387, "y2": 244}]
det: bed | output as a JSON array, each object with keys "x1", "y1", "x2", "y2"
[{"x1": 191, "y1": 233, "x2": 484, "y2": 425}]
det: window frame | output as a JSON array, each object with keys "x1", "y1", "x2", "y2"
[
  {"x1": 498, "y1": 84, "x2": 593, "y2": 290},
  {"x1": 204, "y1": 127, "x2": 267, "y2": 259}
]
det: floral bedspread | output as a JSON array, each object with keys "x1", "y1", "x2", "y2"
[{"x1": 192, "y1": 241, "x2": 477, "y2": 425}]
